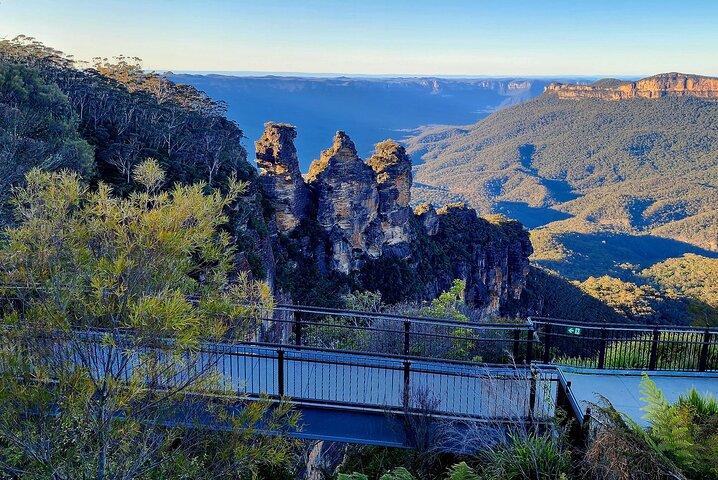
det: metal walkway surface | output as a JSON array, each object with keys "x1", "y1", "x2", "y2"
[
  {"x1": 180, "y1": 344, "x2": 561, "y2": 448},
  {"x1": 560, "y1": 367, "x2": 718, "y2": 427},
  {"x1": 3, "y1": 295, "x2": 717, "y2": 448},
  {"x1": 23, "y1": 328, "x2": 561, "y2": 449}
]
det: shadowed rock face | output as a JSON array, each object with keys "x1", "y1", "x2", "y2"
[
  {"x1": 256, "y1": 124, "x2": 533, "y2": 314},
  {"x1": 546, "y1": 73, "x2": 718, "y2": 100},
  {"x1": 307, "y1": 131, "x2": 382, "y2": 272},
  {"x1": 256, "y1": 122, "x2": 310, "y2": 231},
  {"x1": 430, "y1": 204, "x2": 533, "y2": 314},
  {"x1": 367, "y1": 140, "x2": 414, "y2": 256}
]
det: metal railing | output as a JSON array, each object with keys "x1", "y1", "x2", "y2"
[
  {"x1": 222, "y1": 343, "x2": 558, "y2": 422},
  {"x1": 531, "y1": 317, "x2": 718, "y2": 372},
  {"x1": 254, "y1": 304, "x2": 536, "y2": 365},
  {"x1": 2, "y1": 284, "x2": 716, "y2": 373},
  {"x1": 0, "y1": 327, "x2": 559, "y2": 423}
]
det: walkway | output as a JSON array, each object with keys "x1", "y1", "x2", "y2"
[{"x1": 561, "y1": 368, "x2": 718, "y2": 427}]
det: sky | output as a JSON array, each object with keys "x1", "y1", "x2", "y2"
[{"x1": 1, "y1": 0, "x2": 718, "y2": 77}]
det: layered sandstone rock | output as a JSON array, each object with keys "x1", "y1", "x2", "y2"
[
  {"x1": 414, "y1": 202, "x2": 439, "y2": 236},
  {"x1": 257, "y1": 125, "x2": 533, "y2": 314},
  {"x1": 306, "y1": 131, "x2": 381, "y2": 273},
  {"x1": 367, "y1": 140, "x2": 413, "y2": 255},
  {"x1": 255, "y1": 122, "x2": 310, "y2": 231},
  {"x1": 546, "y1": 73, "x2": 718, "y2": 101},
  {"x1": 430, "y1": 204, "x2": 533, "y2": 315}
]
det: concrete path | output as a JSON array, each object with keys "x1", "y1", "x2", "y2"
[{"x1": 561, "y1": 368, "x2": 718, "y2": 426}]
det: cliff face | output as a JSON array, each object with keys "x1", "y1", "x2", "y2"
[
  {"x1": 427, "y1": 204, "x2": 532, "y2": 313},
  {"x1": 367, "y1": 140, "x2": 414, "y2": 257},
  {"x1": 256, "y1": 122, "x2": 310, "y2": 231},
  {"x1": 306, "y1": 132, "x2": 382, "y2": 272},
  {"x1": 257, "y1": 123, "x2": 533, "y2": 315},
  {"x1": 546, "y1": 73, "x2": 718, "y2": 101}
]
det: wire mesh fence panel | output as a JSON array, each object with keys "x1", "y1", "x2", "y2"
[
  {"x1": 252, "y1": 306, "x2": 534, "y2": 365},
  {"x1": 533, "y1": 318, "x2": 718, "y2": 372}
]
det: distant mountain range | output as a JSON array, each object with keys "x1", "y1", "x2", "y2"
[
  {"x1": 167, "y1": 74, "x2": 588, "y2": 170},
  {"x1": 405, "y1": 73, "x2": 718, "y2": 283}
]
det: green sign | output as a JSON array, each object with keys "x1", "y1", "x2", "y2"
[{"x1": 567, "y1": 327, "x2": 582, "y2": 336}]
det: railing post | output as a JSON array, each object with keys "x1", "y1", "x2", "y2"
[
  {"x1": 294, "y1": 310, "x2": 302, "y2": 347},
  {"x1": 403, "y1": 320, "x2": 411, "y2": 356},
  {"x1": 581, "y1": 407, "x2": 592, "y2": 443},
  {"x1": 699, "y1": 328, "x2": 711, "y2": 372},
  {"x1": 555, "y1": 380, "x2": 571, "y2": 415},
  {"x1": 528, "y1": 369, "x2": 537, "y2": 422},
  {"x1": 526, "y1": 324, "x2": 534, "y2": 365},
  {"x1": 403, "y1": 361, "x2": 411, "y2": 409},
  {"x1": 543, "y1": 323, "x2": 553, "y2": 364},
  {"x1": 277, "y1": 349, "x2": 285, "y2": 397},
  {"x1": 513, "y1": 328, "x2": 521, "y2": 362},
  {"x1": 648, "y1": 328, "x2": 659, "y2": 371},
  {"x1": 597, "y1": 327, "x2": 607, "y2": 369}
]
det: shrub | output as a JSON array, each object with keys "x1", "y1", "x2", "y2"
[
  {"x1": 476, "y1": 432, "x2": 572, "y2": 479},
  {"x1": 582, "y1": 396, "x2": 684, "y2": 480},
  {"x1": 640, "y1": 375, "x2": 718, "y2": 479},
  {"x1": 446, "y1": 462, "x2": 480, "y2": 480},
  {"x1": 379, "y1": 467, "x2": 417, "y2": 480}
]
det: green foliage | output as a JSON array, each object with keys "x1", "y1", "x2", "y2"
[
  {"x1": 0, "y1": 37, "x2": 272, "y2": 282},
  {"x1": 0, "y1": 62, "x2": 95, "y2": 226},
  {"x1": 518, "y1": 266, "x2": 624, "y2": 324},
  {"x1": 0, "y1": 36, "x2": 254, "y2": 193},
  {"x1": 343, "y1": 290, "x2": 384, "y2": 312},
  {"x1": 359, "y1": 254, "x2": 422, "y2": 304},
  {"x1": 677, "y1": 387, "x2": 718, "y2": 417},
  {"x1": 0, "y1": 169, "x2": 299, "y2": 479},
  {"x1": 132, "y1": 157, "x2": 166, "y2": 194},
  {"x1": 338, "y1": 474, "x2": 369, "y2": 480},
  {"x1": 408, "y1": 92, "x2": 718, "y2": 250},
  {"x1": 643, "y1": 254, "x2": 718, "y2": 325},
  {"x1": 420, "y1": 279, "x2": 468, "y2": 321},
  {"x1": 379, "y1": 467, "x2": 417, "y2": 480},
  {"x1": 583, "y1": 397, "x2": 684, "y2": 480},
  {"x1": 476, "y1": 432, "x2": 572, "y2": 480},
  {"x1": 445, "y1": 462, "x2": 480, "y2": 480},
  {"x1": 407, "y1": 90, "x2": 718, "y2": 322},
  {"x1": 578, "y1": 275, "x2": 689, "y2": 324},
  {"x1": 640, "y1": 375, "x2": 718, "y2": 479}
]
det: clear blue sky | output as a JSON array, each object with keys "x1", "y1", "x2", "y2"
[{"x1": 1, "y1": 0, "x2": 717, "y2": 76}]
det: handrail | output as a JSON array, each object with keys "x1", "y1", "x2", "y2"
[
  {"x1": 275, "y1": 304, "x2": 530, "y2": 329},
  {"x1": 529, "y1": 316, "x2": 718, "y2": 333},
  {"x1": 3, "y1": 286, "x2": 715, "y2": 372},
  {"x1": 219, "y1": 339, "x2": 541, "y2": 371}
]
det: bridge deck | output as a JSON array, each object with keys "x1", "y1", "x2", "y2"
[
  {"x1": 561, "y1": 367, "x2": 718, "y2": 427},
  {"x1": 222, "y1": 345, "x2": 557, "y2": 420}
]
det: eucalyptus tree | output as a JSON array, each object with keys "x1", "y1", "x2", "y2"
[{"x1": 0, "y1": 164, "x2": 299, "y2": 479}]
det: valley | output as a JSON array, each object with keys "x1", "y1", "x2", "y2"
[{"x1": 168, "y1": 74, "x2": 585, "y2": 169}]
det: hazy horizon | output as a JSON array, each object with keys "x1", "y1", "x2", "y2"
[
  {"x1": 169, "y1": 71, "x2": 630, "y2": 80},
  {"x1": 2, "y1": 0, "x2": 718, "y2": 76}
]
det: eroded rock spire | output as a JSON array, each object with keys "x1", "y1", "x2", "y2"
[
  {"x1": 307, "y1": 131, "x2": 381, "y2": 273},
  {"x1": 256, "y1": 122, "x2": 310, "y2": 231}
]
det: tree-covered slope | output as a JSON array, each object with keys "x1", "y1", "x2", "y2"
[
  {"x1": 0, "y1": 36, "x2": 272, "y2": 278},
  {"x1": 406, "y1": 75, "x2": 718, "y2": 322},
  {"x1": 407, "y1": 88, "x2": 718, "y2": 250}
]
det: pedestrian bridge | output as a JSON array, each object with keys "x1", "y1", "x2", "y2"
[
  {"x1": 196, "y1": 342, "x2": 561, "y2": 449},
  {"x1": 1, "y1": 299, "x2": 717, "y2": 449}
]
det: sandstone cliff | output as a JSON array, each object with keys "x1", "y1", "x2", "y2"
[
  {"x1": 546, "y1": 73, "x2": 718, "y2": 100},
  {"x1": 306, "y1": 131, "x2": 382, "y2": 272},
  {"x1": 424, "y1": 204, "x2": 532, "y2": 312},
  {"x1": 257, "y1": 123, "x2": 533, "y2": 315},
  {"x1": 367, "y1": 140, "x2": 414, "y2": 257},
  {"x1": 256, "y1": 122, "x2": 310, "y2": 231}
]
